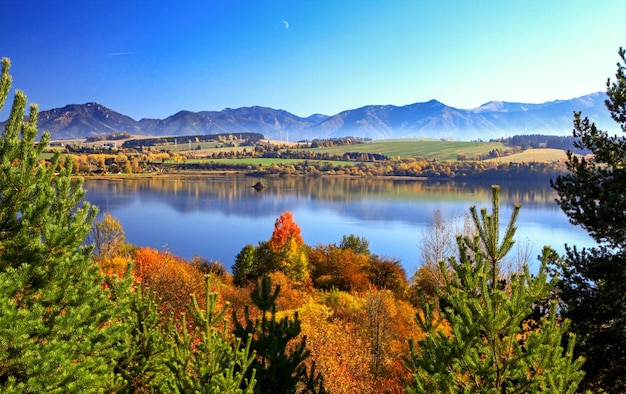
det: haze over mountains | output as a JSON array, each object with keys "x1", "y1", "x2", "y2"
[{"x1": 11, "y1": 92, "x2": 614, "y2": 141}]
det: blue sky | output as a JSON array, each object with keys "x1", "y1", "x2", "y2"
[{"x1": 1, "y1": 1, "x2": 625, "y2": 121}]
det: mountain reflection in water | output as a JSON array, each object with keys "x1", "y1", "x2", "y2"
[{"x1": 83, "y1": 177, "x2": 594, "y2": 275}]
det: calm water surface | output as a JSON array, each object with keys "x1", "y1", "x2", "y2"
[{"x1": 83, "y1": 177, "x2": 595, "y2": 275}]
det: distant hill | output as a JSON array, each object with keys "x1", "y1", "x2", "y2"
[
  {"x1": 1, "y1": 93, "x2": 614, "y2": 141},
  {"x1": 137, "y1": 106, "x2": 327, "y2": 138},
  {"x1": 35, "y1": 103, "x2": 142, "y2": 138}
]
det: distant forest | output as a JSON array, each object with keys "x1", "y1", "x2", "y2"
[
  {"x1": 121, "y1": 132, "x2": 264, "y2": 149},
  {"x1": 498, "y1": 134, "x2": 591, "y2": 155}
]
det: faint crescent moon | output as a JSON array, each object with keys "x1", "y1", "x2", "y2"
[{"x1": 283, "y1": 20, "x2": 289, "y2": 29}]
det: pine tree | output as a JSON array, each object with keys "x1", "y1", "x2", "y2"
[
  {"x1": 0, "y1": 58, "x2": 132, "y2": 392},
  {"x1": 550, "y1": 47, "x2": 626, "y2": 391},
  {"x1": 405, "y1": 185, "x2": 586, "y2": 393},
  {"x1": 164, "y1": 275, "x2": 256, "y2": 393},
  {"x1": 115, "y1": 286, "x2": 170, "y2": 393},
  {"x1": 232, "y1": 275, "x2": 326, "y2": 394}
]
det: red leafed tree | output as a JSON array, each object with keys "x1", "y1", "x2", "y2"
[
  {"x1": 267, "y1": 211, "x2": 309, "y2": 282},
  {"x1": 269, "y1": 211, "x2": 304, "y2": 252}
]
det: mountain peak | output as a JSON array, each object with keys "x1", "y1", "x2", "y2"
[
  {"x1": 32, "y1": 103, "x2": 140, "y2": 138},
  {"x1": 426, "y1": 99, "x2": 444, "y2": 105},
  {"x1": 473, "y1": 101, "x2": 507, "y2": 112}
]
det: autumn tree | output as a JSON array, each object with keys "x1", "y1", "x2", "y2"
[
  {"x1": 233, "y1": 212, "x2": 309, "y2": 284},
  {"x1": 269, "y1": 211, "x2": 304, "y2": 251},
  {"x1": 233, "y1": 244, "x2": 259, "y2": 286},
  {"x1": 406, "y1": 186, "x2": 586, "y2": 393},
  {"x1": 367, "y1": 255, "x2": 409, "y2": 299},
  {"x1": 72, "y1": 154, "x2": 90, "y2": 174},
  {"x1": 418, "y1": 210, "x2": 459, "y2": 269},
  {"x1": 0, "y1": 57, "x2": 131, "y2": 391},
  {"x1": 133, "y1": 247, "x2": 205, "y2": 319},
  {"x1": 91, "y1": 212, "x2": 127, "y2": 260},
  {"x1": 413, "y1": 210, "x2": 473, "y2": 301},
  {"x1": 550, "y1": 47, "x2": 626, "y2": 392},
  {"x1": 298, "y1": 301, "x2": 376, "y2": 393},
  {"x1": 268, "y1": 211, "x2": 309, "y2": 282},
  {"x1": 309, "y1": 244, "x2": 371, "y2": 292},
  {"x1": 191, "y1": 255, "x2": 228, "y2": 278},
  {"x1": 365, "y1": 290, "x2": 395, "y2": 376}
]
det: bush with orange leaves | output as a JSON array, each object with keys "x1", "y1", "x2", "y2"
[{"x1": 132, "y1": 247, "x2": 205, "y2": 319}]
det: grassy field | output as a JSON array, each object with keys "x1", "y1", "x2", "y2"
[
  {"x1": 302, "y1": 139, "x2": 508, "y2": 160},
  {"x1": 485, "y1": 148, "x2": 568, "y2": 163}
]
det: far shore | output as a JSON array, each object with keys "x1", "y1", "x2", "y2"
[{"x1": 79, "y1": 170, "x2": 430, "y2": 182}]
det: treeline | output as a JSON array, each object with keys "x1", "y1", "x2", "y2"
[
  {"x1": 253, "y1": 145, "x2": 388, "y2": 162},
  {"x1": 51, "y1": 128, "x2": 582, "y2": 180},
  {"x1": 237, "y1": 158, "x2": 567, "y2": 180},
  {"x1": 309, "y1": 137, "x2": 370, "y2": 148},
  {"x1": 85, "y1": 132, "x2": 133, "y2": 142},
  {"x1": 499, "y1": 134, "x2": 591, "y2": 155},
  {"x1": 121, "y1": 132, "x2": 264, "y2": 149},
  {"x1": 456, "y1": 146, "x2": 523, "y2": 161}
]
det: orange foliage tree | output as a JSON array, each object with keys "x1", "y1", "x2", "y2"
[
  {"x1": 269, "y1": 211, "x2": 304, "y2": 251},
  {"x1": 309, "y1": 244, "x2": 371, "y2": 292},
  {"x1": 132, "y1": 247, "x2": 205, "y2": 319},
  {"x1": 268, "y1": 211, "x2": 309, "y2": 282}
]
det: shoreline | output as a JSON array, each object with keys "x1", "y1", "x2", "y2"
[
  {"x1": 77, "y1": 170, "x2": 555, "y2": 186},
  {"x1": 78, "y1": 170, "x2": 430, "y2": 182}
]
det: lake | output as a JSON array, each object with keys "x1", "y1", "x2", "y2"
[{"x1": 82, "y1": 176, "x2": 595, "y2": 276}]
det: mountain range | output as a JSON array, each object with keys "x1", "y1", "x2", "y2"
[{"x1": 6, "y1": 92, "x2": 615, "y2": 141}]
